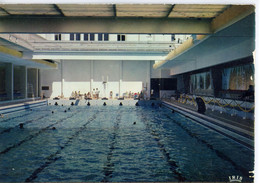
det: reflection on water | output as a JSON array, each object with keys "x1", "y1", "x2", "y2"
[{"x1": 0, "y1": 105, "x2": 254, "y2": 182}]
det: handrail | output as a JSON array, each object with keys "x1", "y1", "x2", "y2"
[{"x1": 178, "y1": 94, "x2": 254, "y2": 113}]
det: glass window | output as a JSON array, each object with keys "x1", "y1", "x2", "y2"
[
  {"x1": 90, "y1": 33, "x2": 95, "y2": 41},
  {"x1": 0, "y1": 63, "x2": 7, "y2": 101},
  {"x1": 84, "y1": 34, "x2": 88, "y2": 41},
  {"x1": 222, "y1": 64, "x2": 254, "y2": 90},
  {"x1": 70, "y1": 33, "x2": 74, "y2": 41},
  {"x1": 54, "y1": 34, "x2": 61, "y2": 41},
  {"x1": 206, "y1": 72, "x2": 211, "y2": 89},
  {"x1": 27, "y1": 68, "x2": 38, "y2": 98},
  {"x1": 76, "y1": 33, "x2": 81, "y2": 41},
  {"x1": 14, "y1": 66, "x2": 26, "y2": 99},
  {"x1": 104, "y1": 33, "x2": 109, "y2": 41},
  {"x1": 194, "y1": 75, "x2": 197, "y2": 90},
  {"x1": 121, "y1": 35, "x2": 125, "y2": 41},
  {"x1": 190, "y1": 71, "x2": 212, "y2": 94},
  {"x1": 0, "y1": 63, "x2": 13, "y2": 101},
  {"x1": 98, "y1": 33, "x2": 103, "y2": 41},
  {"x1": 117, "y1": 34, "x2": 126, "y2": 41},
  {"x1": 199, "y1": 74, "x2": 204, "y2": 89},
  {"x1": 171, "y1": 34, "x2": 175, "y2": 41}
]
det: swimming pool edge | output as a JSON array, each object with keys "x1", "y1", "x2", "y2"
[
  {"x1": 0, "y1": 100, "x2": 47, "y2": 115},
  {"x1": 162, "y1": 101, "x2": 254, "y2": 151}
]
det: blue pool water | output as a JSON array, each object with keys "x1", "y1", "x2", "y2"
[{"x1": 0, "y1": 105, "x2": 254, "y2": 182}]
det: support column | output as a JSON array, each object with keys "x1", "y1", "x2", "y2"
[
  {"x1": 90, "y1": 60, "x2": 94, "y2": 93},
  {"x1": 25, "y1": 67, "x2": 27, "y2": 99},
  {"x1": 119, "y1": 60, "x2": 123, "y2": 98},
  {"x1": 35, "y1": 68, "x2": 39, "y2": 98},
  {"x1": 38, "y1": 68, "x2": 41, "y2": 98},
  {"x1": 60, "y1": 60, "x2": 64, "y2": 97},
  {"x1": 5, "y1": 63, "x2": 13, "y2": 100},
  {"x1": 146, "y1": 61, "x2": 151, "y2": 98}
]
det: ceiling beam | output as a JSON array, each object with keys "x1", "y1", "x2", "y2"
[
  {"x1": 32, "y1": 59, "x2": 57, "y2": 68},
  {"x1": 32, "y1": 51, "x2": 166, "y2": 60},
  {"x1": 53, "y1": 4, "x2": 65, "y2": 17},
  {"x1": 153, "y1": 5, "x2": 255, "y2": 70},
  {"x1": 0, "y1": 17, "x2": 212, "y2": 34},
  {"x1": 153, "y1": 37, "x2": 194, "y2": 69},
  {"x1": 0, "y1": 34, "x2": 34, "y2": 51},
  {"x1": 0, "y1": 7, "x2": 10, "y2": 15},
  {"x1": 211, "y1": 5, "x2": 255, "y2": 33},
  {"x1": 165, "y1": 4, "x2": 175, "y2": 18},
  {"x1": 0, "y1": 45, "x2": 23, "y2": 58},
  {"x1": 0, "y1": 46, "x2": 57, "y2": 69},
  {"x1": 113, "y1": 4, "x2": 117, "y2": 18}
]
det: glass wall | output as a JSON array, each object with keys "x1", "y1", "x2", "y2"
[
  {"x1": 190, "y1": 71, "x2": 213, "y2": 95},
  {"x1": 13, "y1": 66, "x2": 26, "y2": 99},
  {"x1": 27, "y1": 68, "x2": 38, "y2": 98},
  {"x1": 222, "y1": 63, "x2": 254, "y2": 91},
  {"x1": 0, "y1": 63, "x2": 7, "y2": 101},
  {"x1": 0, "y1": 63, "x2": 13, "y2": 101},
  {"x1": 0, "y1": 63, "x2": 40, "y2": 102}
]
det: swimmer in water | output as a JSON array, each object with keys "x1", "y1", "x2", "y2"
[{"x1": 19, "y1": 123, "x2": 24, "y2": 129}]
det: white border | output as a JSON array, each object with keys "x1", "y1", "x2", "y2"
[
  {"x1": 0, "y1": 0, "x2": 258, "y2": 4},
  {"x1": 0, "y1": 0, "x2": 258, "y2": 182}
]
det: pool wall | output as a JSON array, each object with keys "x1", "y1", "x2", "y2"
[
  {"x1": 48, "y1": 99, "x2": 161, "y2": 106},
  {"x1": 172, "y1": 96, "x2": 254, "y2": 121},
  {"x1": 0, "y1": 100, "x2": 47, "y2": 115},
  {"x1": 162, "y1": 101, "x2": 254, "y2": 150}
]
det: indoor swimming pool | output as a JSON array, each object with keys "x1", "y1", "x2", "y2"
[{"x1": 0, "y1": 105, "x2": 254, "y2": 182}]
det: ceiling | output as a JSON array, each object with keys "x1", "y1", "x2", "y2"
[
  {"x1": 0, "y1": 4, "x2": 254, "y2": 34},
  {"x1": 0, "y1": 4, "x2": 230, "y2": 19},
  {"x1": 0, "y1": 4, "x2": 255, "y2": 69},
  {"x1": 160, "y1": 13, "x2": 255, "y2": 72}
]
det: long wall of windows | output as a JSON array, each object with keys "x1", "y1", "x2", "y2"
[
  {"x1": 38, "y1": 33, "x2": 191, "y2": 43},
  {"x1": 183, "y1": 56, "x2": 254, "y2": 100},
  {"x1": 0, "y1": 62, "x2": 40, "y2": 102},
  {"x1": 0, "y1": 63, "x2": 8, "y2": 101}
]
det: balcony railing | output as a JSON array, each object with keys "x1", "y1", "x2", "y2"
[{"x1": 170, "y1": 94, "x2": 254, "y2": 120}]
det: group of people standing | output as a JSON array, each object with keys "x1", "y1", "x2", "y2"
[
  {"x1": 70, "y1": 89, "x2": 150, "y2": 100},
  {"x1": 71, "y1": 88, "x2": 100, "y2": 99},
  {"x1": 123, "y1": 91, "x2": 140, "y2": 99},
  {"x1": 91, "y1": 88, "x2": 100, "y2": 99}
]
